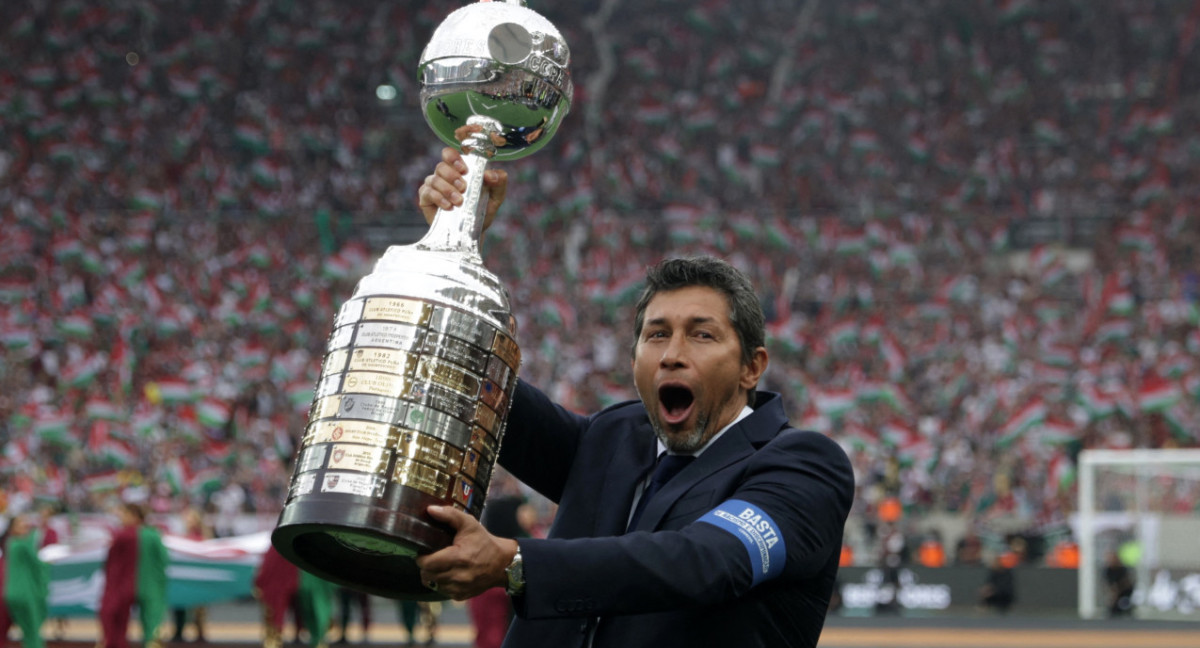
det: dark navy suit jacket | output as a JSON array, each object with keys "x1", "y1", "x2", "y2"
[{"x1": 497, "y1": 380, "x2": 854, "y2": 648}]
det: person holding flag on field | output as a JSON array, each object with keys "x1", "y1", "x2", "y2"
[
  {"x1": 1, "y1": 513, "x2": 50, "y2": 648},
  {"x1": 98, "y1": 502, "x2": 169, "y2": 648}
]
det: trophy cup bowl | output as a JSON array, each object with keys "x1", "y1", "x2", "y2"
[
  {"x1": 271, "y1": 0, "x2": 570, "y2": 600},
  {"x1": 420, "y1": 0, "x2": 572, "y2": 163}
]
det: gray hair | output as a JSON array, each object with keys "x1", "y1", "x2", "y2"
[{"x1": 631, "y1": 256, "x2": 766, "y2": 368}]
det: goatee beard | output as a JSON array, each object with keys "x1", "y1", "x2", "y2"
[{"x1": 653, "y1": 412, "x2": 710, "y2": 454}]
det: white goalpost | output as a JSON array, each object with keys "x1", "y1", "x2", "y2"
[{"x1": 1077, "y1": 448, "x2": 1200, "y2": 620}]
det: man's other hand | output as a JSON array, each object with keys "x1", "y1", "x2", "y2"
[{"x1": 415, "y1": 505, "x2": 519, "y2": 601}]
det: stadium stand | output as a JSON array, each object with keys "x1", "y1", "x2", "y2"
[{"x1": 2, "y1": 0, "x2": 1198, "y2": 565}]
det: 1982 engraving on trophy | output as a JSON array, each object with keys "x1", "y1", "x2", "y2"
[{"x1": 271, "y1": 0, "x2": 570, "y2": 600}]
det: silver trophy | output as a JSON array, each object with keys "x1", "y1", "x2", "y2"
[{"x1": 272, "y1": 0, "x2": 571, "y2": 600}]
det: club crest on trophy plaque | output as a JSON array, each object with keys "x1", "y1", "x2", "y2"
[{"x1": 271, "y1": 0, "x2": 571, "y2": 600}]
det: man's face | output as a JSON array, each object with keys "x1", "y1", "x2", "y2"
[{"x1": 632, "y1": 286, "x2": 765, "y2": 453}]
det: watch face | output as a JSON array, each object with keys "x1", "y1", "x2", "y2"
[{"x1": 506, "y1": 552, "x2": 524, "y2": 593}]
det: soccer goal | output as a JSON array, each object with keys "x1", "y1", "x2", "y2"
[{"x1": 1077, "y1": 448, "x2": 1200, "y2": 620}]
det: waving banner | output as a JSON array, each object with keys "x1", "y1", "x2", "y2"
[{"x1": 40, "y1": 531, "x2": 271, "y2": 616}]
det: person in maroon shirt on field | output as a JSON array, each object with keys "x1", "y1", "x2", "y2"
[
  {"x1": 254, "y1": 546, "x2": 301, "y2": 648},
  {"x1": 99, "y1": 503, "x2": 169, "y2": 648}
]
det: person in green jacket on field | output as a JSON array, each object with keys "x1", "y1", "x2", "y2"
[
  {"x1": 296, "y1": 569, "x2": 336, "y2": 648},
  {"x1": 99, "y1": 502, "x2": 168, "y2": 648},
  {"x1": 1, "y1": 514, "x2": 50, "y2": 648}
]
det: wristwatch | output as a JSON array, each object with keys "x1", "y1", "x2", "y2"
[{"x1": 505, "y1": 548, "x2": 525, "y2": 596}]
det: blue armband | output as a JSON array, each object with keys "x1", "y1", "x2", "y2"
[{"x1": 697, "y1": 499, "x2": 786, "y2": 586}]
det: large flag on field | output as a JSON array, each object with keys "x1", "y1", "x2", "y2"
[{"x1": 41, "y1": 531, "x2": 271, "y2": 616}]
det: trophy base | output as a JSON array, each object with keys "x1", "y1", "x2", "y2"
[{"x1": 272, "y1": 487, "x2": 454, "y2": 601}]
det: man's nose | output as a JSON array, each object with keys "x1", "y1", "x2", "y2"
[{"x1": 660, "y1": 334, "x2": 687, "y2": 367}]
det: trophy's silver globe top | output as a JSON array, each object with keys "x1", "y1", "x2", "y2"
[
  {"x1": 419, "y1": 0, "x2": 572, "y2": 161},
  {"x1": 361, "y1": 0, "x2": 574, "y2": 333}
]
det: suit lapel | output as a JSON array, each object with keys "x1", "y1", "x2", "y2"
[
  {"x1": 596, "y1": 418, "x2": 658, "y2": 535},
  {"x1": 632, "y1": 394, "x2": 789, "y2": 531}
]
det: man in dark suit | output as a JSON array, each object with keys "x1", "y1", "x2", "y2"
[{"x1": 414, "y1": 144, "x2": 855, "y2": 648}]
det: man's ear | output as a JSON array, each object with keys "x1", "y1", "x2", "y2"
[{"x1": 740, "y1": 346, "x2": 768, "y2": 391}]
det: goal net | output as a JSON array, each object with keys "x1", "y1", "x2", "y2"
[{"x1": 1076, "y1": 449, "x2": 1200, "y2": 620}]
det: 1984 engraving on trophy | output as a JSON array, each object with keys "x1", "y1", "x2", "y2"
[{"x1": 271, "y1": 0, "x2": 571, "y2": 600}]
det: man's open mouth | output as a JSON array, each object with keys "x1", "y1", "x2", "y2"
[{"x1": 658, "y1": 384, "x2": 695, "y2": 425}]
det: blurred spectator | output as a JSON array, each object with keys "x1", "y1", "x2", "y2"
[
  {"x1": 1103, "y1": 550, "x2": 1135, "y2": 617},
  {"x1": 396, "y1": 601, "x2": 440, "y2": 648},
  {"x1": 210, "y1": 482, "x2": 246, "y2": 538},
  {"x1": 395, "y1": 600, "x2": 420, "y2": 647},
  {"x1": 170, "y1": 507, "x2": 211, "y2": 643},
  {"x1": 295, "y1": 571, "x2": 336, "y2": 648},
  {"x1": 34, "y1": 503, "x2": 68, "y2": 640},
  {"x1": 1, "y1": 513, "x2": 50, "y2": 648},
  {"x1": 977, "y1": 552, "x2": 1017, "y2": 614},
  {"x1": 33, "y1": 504, "x2": 58, "y2": 547},
  {"x1": 954, "y1": 530, "x2": 985, "y2": 566},
  {"x1": 333, "y1": 587, "x2": 371, "y2": 645},
  {"x1": 99, "y1": 502, "x2": 168, "y2": 648},
  {"x1": 254, "y1": 546, "x2": 299, "y2": 648}
]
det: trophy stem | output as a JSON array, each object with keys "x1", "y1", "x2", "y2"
[{"x1": 415, "y1": 119, "x2": 501, "y2": 264}]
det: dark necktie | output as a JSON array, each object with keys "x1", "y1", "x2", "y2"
[{"x1": 627, "y1": 453, "x2": 695, "y2": 532}]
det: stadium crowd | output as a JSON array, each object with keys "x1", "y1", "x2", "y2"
[{"x1": 2, "y1": 0, "x2": 1200, "y2": 568}]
